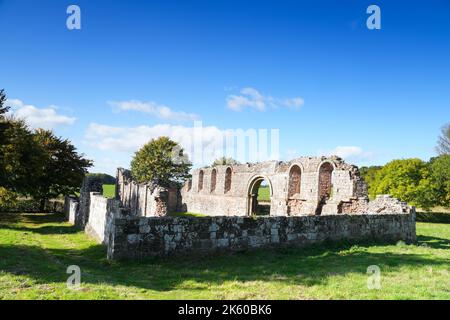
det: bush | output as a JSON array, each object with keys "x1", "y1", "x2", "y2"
[{"x1": 0, "y1": 187, "x2": 18, "y2": 209}]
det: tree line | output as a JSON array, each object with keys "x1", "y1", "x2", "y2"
[
  {"x1": 360, "y1": 125, "x2": 449, "y2": 210},
  {"x1": 0, "y1": 89, "x2": 92, "y2": 210}
]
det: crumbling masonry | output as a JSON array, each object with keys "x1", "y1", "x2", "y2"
[
  {"x1": 179, "y1": 156, "x2": 408, "y2": 217},
  {"x1": 65, "y1": 156, "x2": 415, "y2": 259}
]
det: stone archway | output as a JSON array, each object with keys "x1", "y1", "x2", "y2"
[{"x1": 247, "y1": 176, "x2": 273, "y2": 216}]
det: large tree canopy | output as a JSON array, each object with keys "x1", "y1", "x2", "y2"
[
  {"x1": 0, "y1": 89, "x2": 11, "y2": 172},
  {"x1": 131, "y1": 136, "x2": 192, "y2": 186},
  {"x1": 364, "y1": 157, "x2": 449, "y2": 210},
  {"x1": 31, "y1": 129, "x2": 93, "y2": 208},
  {"x1": 0, "y1": 119, "x2": 43, "y2": 193},
  {"x1": 0, "y1": 89, "x2": 93, "y2": 210}
]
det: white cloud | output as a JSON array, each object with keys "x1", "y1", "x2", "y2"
[
  {"x1": 84, "y1": 122, "x2": 280, "y2": 168},
  {"x1": 108, "y1": 100, "x2": 200, "y2": 122},
  {"x1": 6, "y1": 99, "x2": 76, "y2": 129},
  {"x1": 318, "y1": 146, "x2": 374, "y2": 162},
  {"x1": 85, "y1": 122, "x2": 226, "y2": 166},
  {"x1": 227, "y1": 87, "x2": 304, "y2": 112}
]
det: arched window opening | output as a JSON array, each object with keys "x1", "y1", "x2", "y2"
[
  {"x1": 224, "y1": 167, "x2": 232, "y2": 193},
  {"x1": 198, "y1": 170, "x2": 204, "y2": 191},
  {"x1": 316, "y1": 162, "x2": 334, "y2": 215},
  {"x1": 187, "y1": 179, "x2": 192, "y2": 192},
  {"x1": 288, "y1": 165, "x2": 302, "y2": 198},
  {"x1": 210, "y1": 169, "x2": 217, "y2": 193},
  {"x1": 318, "y1": 162, "x2": 334, "y2": 201}
]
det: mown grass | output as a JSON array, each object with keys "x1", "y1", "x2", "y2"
[
  {"x1": 102, "y1": 184, "x2": 115, "y2": 199},
  {"x1": 258, "y1": 186, "x2": 270, "y2": 202},
  {"x1": 0, "y1": 213, "x2": 448, "y2": 300}
]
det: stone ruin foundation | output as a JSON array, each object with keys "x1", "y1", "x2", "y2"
[{"x1": 64, "y1": 156, "x2": 416, "y2": 260}]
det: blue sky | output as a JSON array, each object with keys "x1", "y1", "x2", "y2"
[{"x1": 1, "y1": 0, "x2": 449, "y2": 175}]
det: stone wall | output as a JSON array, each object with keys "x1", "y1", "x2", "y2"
[
  {"x1": 106, "y1": 210, "x2": 416, "y2": 260},
  {"x1": 84, "y1": 192, "x2": 121, "y2": 244},
  {"x1": 115, "y1": 168, "x2": 180, "y2": 217},
  {"x1": 181, "y1": 156, "x2": 370, "y2": 217},
  {"x1": 64, "y1": 196, "x2": 79, "y2": 224},
  {"x1": 76, "y1": 175, "x2": 103, "y2": 228}
]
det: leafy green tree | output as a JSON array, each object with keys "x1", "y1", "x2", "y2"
[
  {"x1": 86, "y1": 173, "x2": 116, "y2": 185},
  {"x1": 31, "y1": 129, "x2": 93, "y2": 209},
  {"x1": 0, "y1": 89, "x2": 9, "y2": 117},
  {"x1": 0, "y1": 89, "x2": 11, "y2": 171},
  {"x1": 0, "y1": 119, "x2": 43, "y2": 193},
  {"x1": 131, "y1": 136, "x2": 192, "y2": 186},
  {"x1": 428, "y1": 155, "x2": 450, "y2": 207},
  {"x1": 359, "y1": 165, "x2": 382, "y2": 199},
  {"x1": 212, "y1": 157, "x2": 240, "y2": 166},
  {"x1": 369, "y1": 159, "x2": 431, "y2": 208},
  {"x1": 436, "y1": 123, "x2": 450, "y2": 155}
]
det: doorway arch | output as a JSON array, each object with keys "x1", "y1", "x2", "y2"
[{"x1": 246, "y1": 176, "x2": 273, "y2": 216}]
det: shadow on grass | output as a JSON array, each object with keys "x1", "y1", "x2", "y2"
[
  {"x1": 416, "y1": 211, "x2": 450, "y2": 224},
  {"x1": 416, "y1": 235, "x2": 450, "y2": 249},
  {"x1": 1, "y1": 213, "x2": 449, "y2": 293},
  {"x1": 0, "y1": 213, "x2": 79, "y2": 235},
  {"x1": 0, "y1": 240, "x2": 449, "y2": 293}
]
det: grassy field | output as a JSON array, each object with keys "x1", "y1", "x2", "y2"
[
  {"x1": 102, "y1": 184, "x2": 115, "y2": 199},
  {"x1": 258, "y1": 186, "x2": 270, "y2": 201},
  {"x1": 0, "y1": 212, "x2": 448, "y2": 300}
]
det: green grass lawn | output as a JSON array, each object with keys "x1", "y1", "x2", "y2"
[
  {"x1": 258, "y1": 186, "x2": 270, "y2": 202},
  {"x1": 0, "y1": 213, "x2": 448, "y2": 300},
  {"x1": 102, "y1": 184, "x2": 116, "y2": 199}
]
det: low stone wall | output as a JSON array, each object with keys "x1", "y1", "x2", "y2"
[
  {"x1": 64, "y1": 196, "x2": 79, "y2": 224},
  {"x1": 84, "y1": 192, "x2": 120, "y2": 244},
  {"x1": 107, "y1": 210, "x2": 416, "y2": 260}
]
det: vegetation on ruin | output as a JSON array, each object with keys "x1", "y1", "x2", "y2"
[
  {"x1": 130, "y1": 136, "x2": 192, "y2": 186},
  {"x1": 212, "y1": 157, "x2": 241, "y2": 166},
  {"x1": 0, "y1": 212, "x2": 448, "y2": 300}
]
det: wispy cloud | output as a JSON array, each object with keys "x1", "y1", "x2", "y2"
[
  {"x1": 6, "y1": 99, "x2": 76, "y2": 129},
  {"x1": 85, "y1": 122, "x2": 226, "y2": 166},
  {"x1": 227, "y1": 87, "x2": 304, "y2": 112},
  {"x1": 108, "y1": 100, "x2": 200, "y2": 122}
]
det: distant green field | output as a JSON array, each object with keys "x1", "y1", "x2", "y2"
[
  {"x1": 102, "y1": 184, "x2": 116, "y2": 199},
  {"x1": 258, "y1": 186, "x2": 270, "y2": 202}
]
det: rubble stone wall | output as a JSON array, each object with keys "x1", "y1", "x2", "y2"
[
  {"x1": 116, "y1": 168, "x2": 180, "y2": 217},
  {"x1": 107, "y1": 210, "x2": 417, "y2": 260},
  {"x1": 181, "y1": 157, "x2": 369, "y2": 216}
]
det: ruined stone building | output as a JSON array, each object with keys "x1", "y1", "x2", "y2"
[
  {"x1": 65, "y1": 155, "x2": 414, "y2": 259},
  {"x1": 115, "y1": 156, "x2": 408, "y2": 217}
]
